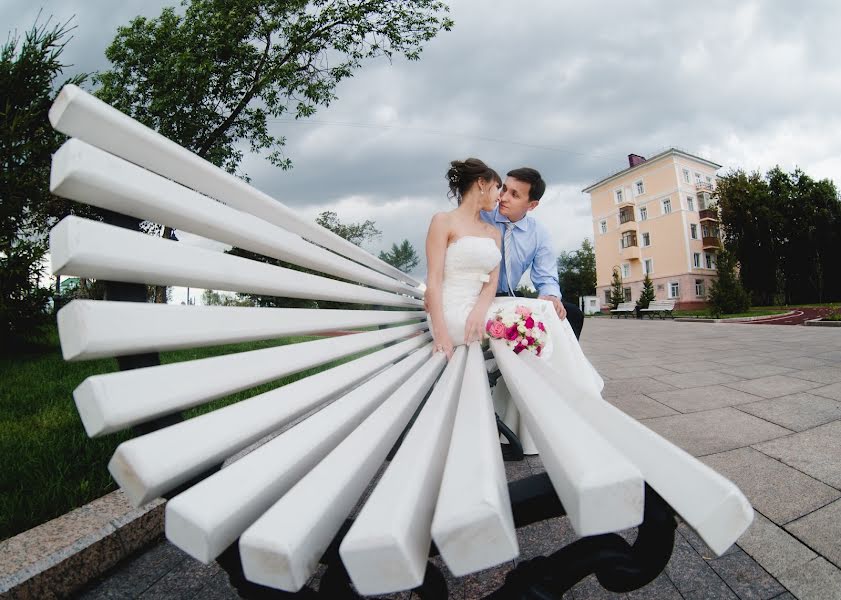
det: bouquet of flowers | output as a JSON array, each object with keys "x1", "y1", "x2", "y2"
[{"x1": 485, "y1": 304, "x2": 547, "y2": 356}]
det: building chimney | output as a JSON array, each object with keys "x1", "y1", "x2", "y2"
[{"x1": 628, "y1": 154, "x2": 646, "y2": 167}]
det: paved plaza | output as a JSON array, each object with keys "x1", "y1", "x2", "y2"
[{"x1": 78, "y1": 319, "x2": 841, "y2": 599}]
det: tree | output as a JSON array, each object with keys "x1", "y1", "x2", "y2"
[
  {"x1": 608, "y1": 267, "x2": 625, "y2": 309},
  {"x1": 515, "y1": 285, "x2": 538, "y2": 298},
  {"x1": 378, "y1": 239, "x2": 419, "y2": 273},
  {"x1": 1, "y1": 19, "x2": 88, "y2": 346},
  {"x1": 716, "y1": 167, "x2": 841, "y2": 305},
  {"x1": 707, "y1": 250, "x2": 750, "y2": 317},
  {"x1": 97, "y1": 0, "x2": 450, "y2": 301},
  {"x1": 636, "y1": 273, "x2": 655, "y2": 310},
  {"x1": 315, "y1": 211, "x2": 381, "y2": 248},
  {"x1": 556, "y1": 238, "x2": 596, "y2": 305}
]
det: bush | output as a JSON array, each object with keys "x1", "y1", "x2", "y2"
[{"x1": 708, "y1": 250, "x2": 750, "y2": 317}]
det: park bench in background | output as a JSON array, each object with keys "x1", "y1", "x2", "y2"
[
  {"x1": 640, "y1": 299, "x2": 676, "y2": 319},
  {"x1": 610, "y1": 301, "x2": 636, "y2": 318},
  {"x1": 47, "y1": 84, "x2": 753, "y2": 599}
]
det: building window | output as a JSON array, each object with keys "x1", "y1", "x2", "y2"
[
  {"x1": 662, "y1": 198, "x2": 672, "y2": 214},
  {"x1": 615, "y1": 189, "x2": 624, "y2": 203},
  {"x1": 604, "y1": 290, "x2": 611, "y2": 304},
  {"x1": 642, "y1": 232, "x2": 651, "y2": 247},
  {"x1": 639, "y1": 206, "x2": 648, "y2": 221},
  {"x1": 695, "y1": 172, "x2": 702, "y2": 183},
  {"x1": 695, "y1": 279, "x2": 705, "y2": 297},
  {"x1": 623, "y1": 287, "x2": 632, "y2": 302},
  {"x1": 600, "y1": 220, "x2": 607, "y2": 234},
  {"x1": 687, "y1": 196, "x2": 694, "y2": 211},
  {"x1": 690, "y1": 224, "x2": 698, "y2": 239},
  {"x1": 683, "y1": 169, "x2": 690, "y2": 183},
  {"x1": 635, "y1": 180, "x2": 645, "y2": 195},
  {"x1": 621, "y1": 263, "x2": 631, "y2": 279},
  {"x1": 693, "y1": 253, "x2": 701, "y2": 268},
  {"x1": 669, "y1": 282, "x2": 680, "y2": 298},
  {"x1": 705, "y1": 253, "x2": 715, "y2": 269},
  {"x1": 644, "y1": 258, "x2": 653, "y2": 274},
  {"x1": 706, "y1": 176, "x2": 713, "y2": 184},
  {"x1": 621, "y1": 231, "x2": 638, "y2": 248}
]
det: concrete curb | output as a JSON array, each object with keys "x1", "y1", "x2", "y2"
[
  {"x1": 675, "y1": 311, "x2": 794, "y2": 323},
  {"x1": 0, "y1": 491, "x2": 164, "y2": 599},
  {"x1": 805, "y1": 318, "x2": 841, "y2": 327}
]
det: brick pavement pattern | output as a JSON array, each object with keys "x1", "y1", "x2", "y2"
[{"x1": 78, "y1": 319, "x2": 841, "y2": 599}]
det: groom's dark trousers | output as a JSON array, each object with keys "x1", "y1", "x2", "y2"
[{"x1": 496, "y1": 292, "x2": 584, "y2": 341}]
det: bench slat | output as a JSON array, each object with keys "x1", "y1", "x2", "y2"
[
  {"x1": 108, "y1": 334, "x2": 430, "y2": 506},
  {"x1": 57, "y1": 300, "x2": 422, "y2": 361},
  {"x1": 75, "y1": 322, "x2": 426, "y2": 437},
  {"x1": 50, "y1": 217, "x2": 422, "y2": 309},
  {"x1": 491, "y1": 340, "x2": 644, "y2": 536},
  {"x1": 522, "y1": 355, "x2": 753, "y2": 555},
  {"x1": 340, "y1": 346, "x2": 467, "y2": 595},
  {"x1": 431, "y1": 343, "x2": 519, "y2": 577},
  {"x1": 239, "y1": 352, "x2": 446, "y2": 591},
  {"x1": 51, "y1": 140, "x2": 422, "y2": 299},
  {"x1": 164, "y1": 346, "x2": 435, "y2": 563},
  {"x1": 48, "y1": 84, "x2": 421, "y2": 287}
]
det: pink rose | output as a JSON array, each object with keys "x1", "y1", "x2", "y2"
[
  {"x1": 525, "y1": 336, "x2": 535, "y2": 346},
  {"x1": 513, "y1": 343, "x2": 525, "y2": 354},
  {"x1": 524, "y1": 316, "x2": 535, "y2": 329},
  {"x1": 488, "y1": 320, "x2": 507, "y2": 339},
  {"x1": 505, "y1": 325, "x2": 519, "y2": 341},
  {"x1": 537, "y1": 321, "x2": 546, "y2": 332},
  {"x1": 485, "y1": 319, "x2": 493, "y2": 332}
]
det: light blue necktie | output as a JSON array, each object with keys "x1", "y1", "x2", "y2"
[{"x1": 504, "y1": 222, "x2": 516, "y2": 296}]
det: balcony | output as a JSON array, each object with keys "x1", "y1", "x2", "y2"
[
  {"x1": 699, "y1": 208, "x2": 718, "y2": 222},
  {"x1": 618, "y1": 207, "x2": 637, "y2": 232},
  {"x1": 702, "y1": 236, "x2": 722, "y2": 250},
  {"x1": 695, "y1": 182, "x2": 715, "y2": 193},
  {"x1": 620, "y1": 245, "x2": 641, "y2": 261}
]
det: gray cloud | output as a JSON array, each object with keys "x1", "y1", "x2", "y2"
[{"x1": 7, "y1": 0, "x2": 841, "y2": 283}]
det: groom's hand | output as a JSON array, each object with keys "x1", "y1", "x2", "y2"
[{"x1": 539, "y1": 295, "x2": 566, "y2": 320}]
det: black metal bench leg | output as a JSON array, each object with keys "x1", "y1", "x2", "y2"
[{"x1": 497, "y1": 414, "x2": 524, "y2": 462}]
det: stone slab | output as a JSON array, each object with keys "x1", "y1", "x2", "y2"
[
  {"x1": 766, "y1": 356, "x2": 833, "y2": 370},
  {"x1": 602, "y1": 376, "x2": 677, "y2": 397},
  {"x1": 717, "y1": 364, "x2": 796, "y2": 379},
  {"x1": 737, "y1": 511, "x2": 817, "y2": 578},
  {"x1": 653, "y1": 371, "x2": 745, "y2": 390},
  {"x1": 777, "y1": 557, "x2": 841, "y2": 600},
  {"x1": 604, "y1": 394, "x2": 679, "y2": 419},
  {"x1": 648, "y1": 385, "x2": 762, "y2": 413},
  {"x1": 660, "y1": 360, "x2": 727, "y2": 374},
  {"x1": 642, "y1": 407, "x2": 792, "y2": 457},
  {"x1": 700, "y1": 448, "x2": 841, "y2": 525},
  {"x1": 737, "y1": 393, "x2": 841, "y2": 432},
  {"x1": 810, "y1": 382, "x2": 841, "y2": 401},
  {"x1": 785, "y1": 499, "x2": 841, "y2": 570},
  {"x1": 597, "y1": 364, "x2": 676, "y2": 380},
  {"x1": 664, "y1": 532, "x2": 730, "y2": 597},
  {"x1": 789, "y1": 366, "x2": 841, "y2": 385},
  {"x1": 725, "y1": 375, "x2": 824, "y2": 399},
  {"x1": 754, "y1": 421, "x2": 841, "y2": 488},
  {"x1": 707, "y1": 549, "x2": 786, "y2": 600}
]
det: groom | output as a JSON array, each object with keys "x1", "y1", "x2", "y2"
[{"x1": 481, "y1": 167, "x2": 585, "y2": 340}]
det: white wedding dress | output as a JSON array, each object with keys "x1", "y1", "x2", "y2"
[{"x1": 430, "y1": 236, "x2": 604, "y2": 454}]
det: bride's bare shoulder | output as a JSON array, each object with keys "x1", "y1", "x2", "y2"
[{"x1": 428, "y1": 211, "x2": 455, "y2": 231}]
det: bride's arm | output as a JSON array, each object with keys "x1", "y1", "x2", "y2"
[
  {"x1": 464, "y1": 231, "x2": 501, "y2": 343},
  {"x1": 425, "y1": 213, "x2": 454, "y2": 359}
]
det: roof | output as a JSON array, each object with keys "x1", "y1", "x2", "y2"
[{"x1": 581, "y1": 148, "x2": 722, "y2": 193}]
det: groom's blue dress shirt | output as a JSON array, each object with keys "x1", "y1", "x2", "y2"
[{"x1": 480, "y1": 206, "x2": 562, "y2": 299}]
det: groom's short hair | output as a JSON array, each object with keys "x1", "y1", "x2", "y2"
[{"x1": 507, "y1": 167, "x2": 546, "y2": 201}]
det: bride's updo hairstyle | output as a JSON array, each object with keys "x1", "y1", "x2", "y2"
[{"x1": 446, "y1": 158, "x2": 501, "y2": 204}]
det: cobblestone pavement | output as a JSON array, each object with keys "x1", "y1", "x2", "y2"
[{"x1": 78, "y1": 319, "x2": 841, "y2": 599}]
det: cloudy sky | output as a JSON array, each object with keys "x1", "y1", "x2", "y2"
[{"x1": 7, "y1": 0, "x2": 841, "y2": 300}]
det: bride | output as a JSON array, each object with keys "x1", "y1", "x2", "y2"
[{"x1": 425, "y1": 158, "x2": 603, "y2": 453}]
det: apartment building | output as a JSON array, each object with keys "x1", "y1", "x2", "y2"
[{"x1": 583, "y1": 149, "x2": 722, "y2": 309}]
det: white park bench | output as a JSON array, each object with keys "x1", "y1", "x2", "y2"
[
  {"x1": 47, "y1": 84, "x2": 753, "y2": 598},
  {"x1": 610, "y1": 301, "x2": 636, "y2": 318},
  {"x1": 640, "y1": 299, "x2": 677, "y2": 319}
]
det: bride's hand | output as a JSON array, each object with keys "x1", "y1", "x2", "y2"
[
  {"x1": 433, "y1": 335, "x2": 454, "y2": 360},
  {"x1": 464, "y1": 307, "x2": 486, "y2": 345}
]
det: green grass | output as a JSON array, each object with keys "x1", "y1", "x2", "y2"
[{"x1": 0, "y1": 327, "x2": 347, "y2": 541}]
